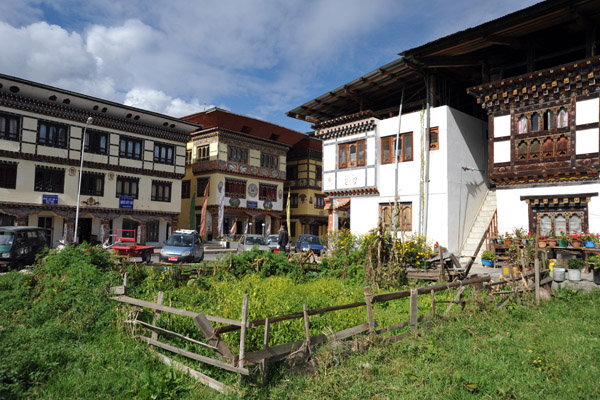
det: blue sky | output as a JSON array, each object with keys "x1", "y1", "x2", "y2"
[{"x1": 0, "y1": 0, "x2": 540, "y2": 132}]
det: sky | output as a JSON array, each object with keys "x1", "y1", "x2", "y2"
[{"x1": 0, "y1": 0, "x2": 541, "y2": 133}]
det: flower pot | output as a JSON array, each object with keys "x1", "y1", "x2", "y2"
[
  {"x1": 595, "y1": 243, "x2": 600, "y2": 249},
  {"x1": 567, "y1": 268, "x2": 581, "y2": 281},
  {"x1": 553, "y1": 267, "x2": 566, "y2": 282},
  {"x1": 504, "y1": 238, "x2": 513, "y2": 245},
  {"x1": 538, "y1": 240, "x2": 547, "y2": 248},
  {"x1": 594, "y1": 268, "x2": 600, "y2": 285},
  {"x1": 572, "y1": 240, "x2": 582, "y2": 248},
  {"x1": 548, "y1": 240, "x2": 558, "y2": 247},
  {"x1": 481, "y1": 258, "x2": 494, "y2": 267},
  {"x1": 585, "y1": 240, "x2": 595, "y2": 248},
  {"x1": 558, "y1": 239, "x2": 568, "y2": 247}
]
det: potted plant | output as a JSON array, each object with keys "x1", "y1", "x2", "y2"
[
  {"x1": 570, "y1": 231, "x2": 582, "y2": 248},
  {"x1": 538, "y1": 235, "x2": 548, "y2": 248},
  {"x1": 581, "y1": 231, "x2": 596, "y2": 248},
  {"x1": 481, "y1": 250, "x2": 495, "y2": 267},
  {"x1": 567, "y1": 257, "x2": 585, "y2": 281},
  {"x1": 547, "y1": 230, "x2": 557, "y2": 247},
  {"x1": 557, "y1": 229, "x2": 569, "y2": 247},
  {"x1": 503, "y1": 232, "x2": 514, "y2": 246},
  {"x1": 513, "y1": 227, "x2": 527, "y2": 245},
  {"x1": 587, "y1": 255, "x2": 600, "y2": 285}
]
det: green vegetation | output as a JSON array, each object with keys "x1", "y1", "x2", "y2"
[{"x1": 1, "y1": 244, "x2": 599, "y2": 399}]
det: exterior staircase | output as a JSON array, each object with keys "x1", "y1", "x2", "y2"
[{"x1": 459, "y1": 190, "x2": 497, "y2": 268}]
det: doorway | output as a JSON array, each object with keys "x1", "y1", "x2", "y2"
[
  {"x1": 38, "y1": 216, "x2": 53, "y2": 247},
  {"x1": 77, "y1": 218, "x2": 92, "y2": 244}
]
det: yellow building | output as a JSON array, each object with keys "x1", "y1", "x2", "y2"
[
  {"x1": 285, "y1": 136, "x2": 348, "y2": 242},
  {"x1": 179, "y1": 108, "x2": 306, "y2": 239}
]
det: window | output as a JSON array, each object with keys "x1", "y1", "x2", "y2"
[
  {"x1": 228, "y1": 146, "x2": 248, "y2": 164},
  {"x1": 38, "y1": 121, "x2": 68, "y2": 148},
  {"x1": 518, "y1": 115, "x2": 528, "y2": 134},
  {"x1": 196, "y1": 145, "x2": 209, "y2": 161},
  {"x1": 557, "y1": 107, "x2": 568, "y2": 128},
  {"x1": 34, "y1": 167, "x2": 64, "y2": 193},
  {"x1": 182, "y1": 180, "x2": 191, "y2": 199},
  {"x1": 290, "y1": 193, "x2": 298, "y2": 208},
  {"x1": 259, "y1": 184, "x2": 277, "y2": 201},
  {"x1": 225, "y1": 178, "x2": 246, "y2": 198},
  {"x1": 154, "y1": 143, "x2": 174, "y2": 165},
  {"x1": 314, "y1": 194, "x2": 325, "y2": 209},
  {"x1": 196, "y1": 178, "x2": 209, "y2": 197},
  {"x1": 429, "y1": 127, "x2": 439, "y2": 150},
  {"x1": 381, "y1": 133, "x2": 413, "y2": 165},
  {"x1": 0, "y1": 162, "x2": 17, "y2": 189},
  {"x1": 186, "y1": 149, "x2": 192, "y2": 164},
  {"x1": 531, "y1": 113, "x2": 540, "y2": 131},
  {"x1": 85, "y1": 130, "x2": 108, "y2": 154},
  {"x1": 116, "y1": 176, "x2": 139, "y2": 199},
  {"x1": 120, "y1": 136, "x2": 142, "y2": 160},
  {"x1": 543, "y1": 110, "x2": 554, "y2": 130},
  {"x1": 151, "y1": 181, "x2": 172, "y2": 202},
  {"x1": 0, "y1": 112, "x2": 19, "y2": 141},
  {"x1": 379, "y1": 202, "x2": 412, "y2": 231},
  {"x1": 287, "y1": 165, "x2": 298, "y2": 180},
  {"x1": 147, "y1": 220, "x2": 159, "y2": 242},
  {"x1": 261, "y1": 153, "x2": 278, "y2": 169},
  {"x1": 338, "y1": 140, "x2": 366, "y2": 168},
  {"x1": 290, "y1": 221, "x2": 296, "y2": 237},
  {"x1": 81, "y1": 172, "x2": 104, "y2": 196}
]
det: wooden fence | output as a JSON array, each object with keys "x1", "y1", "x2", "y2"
[{"x1": 109, "y1": 271, "x2": 557, "y2": 393}]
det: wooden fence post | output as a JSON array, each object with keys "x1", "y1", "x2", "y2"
[
  {"x1": 438, "y1": 246, "x2": 444, "y2": 280},
  {"x1": 151, "y1": 291, "x2": 164, "y2": 344},
  {"x1": 238, "y1": 294, "x2": 248, "y2": 385},
  {"x1": 431, "y1": 289, "x2": 435, "y2": 319},
  {"x1": 534, "y1": 258, "x2": 540, "y2": 305},
  {"x1": 410, "y1": 289, "x2": 418, "y2": 332},
  {"x1": 261, "y1": 318, "x2": 270, "y2": 387},
  {"x1": 364, "y1": 287, "x2": 375, "y2": 335}
]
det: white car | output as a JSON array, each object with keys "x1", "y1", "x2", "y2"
[{"x1": 237, "y1": 235, "x2": 270, "y2": 253}]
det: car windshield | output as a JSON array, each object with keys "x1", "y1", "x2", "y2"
[
  {"x1": 266, "y1": 235, "x2": 278, "y2": 244},
  {"x1": 165, "y1": 234, "x2": 194, "y2": 247},
  {"x1": 301, "y1": 236, "x2": 321, "y2": 245},
  {"x1": 0, "y1": 232, "x2": 14, "y2": 245},
  {"x1": 245, "y1": 236, "x2": 266, "y2": 245}
]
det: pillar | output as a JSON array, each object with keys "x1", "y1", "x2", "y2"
[
  {"x1": 139, "y1": 221, "x2": 147, "y2": 245},
  {"x1": 211, "y1": 211, "x2": 219, "y2": 239},
  {"x1": 65, "y1": 218, "x2": 75, "y2": 243},
  {"x1": 170, "y1": 217, "x2": 178, "y2": 236}
]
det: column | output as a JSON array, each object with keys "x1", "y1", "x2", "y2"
[
  {"x1": 139, "y1": 221, "x2": 147, "y2": 245},
  {"x1": 65, "y1": 218, "x2": 75, "y2": 243},
  {"x1": 170, "y1": 217, "x2": 179, "y2": 236}
]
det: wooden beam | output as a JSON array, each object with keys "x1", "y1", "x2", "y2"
[
  {"x1": 130, "y1": 320, "x2": 218, "y2": 351},
  {"x1": 193, "y1": 313, "x2": 235, "y2": 361}
]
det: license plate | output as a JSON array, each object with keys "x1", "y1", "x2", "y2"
[{"x1": 168, "y1": 256, "x2": 178, "y2": 261}]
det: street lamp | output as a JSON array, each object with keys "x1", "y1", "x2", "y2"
[
  {"x1": 262, "y1": 223, "x2": 265, "y2": 237},
  {"x1": 73, "y1": 117, "x2": 94, "y2": 244},
  {"x1": 249, "y1": 222, "x2": 253, "y2": 234}
]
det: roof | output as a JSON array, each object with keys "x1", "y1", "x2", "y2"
[
  {"x1": 287, "y1": 0, "x2": 600, "y2": 125},
  {"x1": 0, "y1": 73, "x2": 201, "y2": 142},
  {"x1": 183, "y1": 107, "x2": 307, "y2": 147}
]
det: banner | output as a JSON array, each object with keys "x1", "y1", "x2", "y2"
[
  {"x1": 199, "y1": 181, "x2": 210, "y2": 236},
  {"x1": 218, "y1": 182, "x2": 225, "y2": 238},
  {"x1": 229, "y1": 221, "x2": 237, "y2": 235},
  {"x1": 286, "y1": 190, "x2": 291, "y2": 234}
]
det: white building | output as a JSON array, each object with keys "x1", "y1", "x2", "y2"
[
  {"x1": 314, "y1": 106, "x2": 486, "y2": 252},
  {"x1": 0, "y1": 73, "x2": 199, "y2": 247}
]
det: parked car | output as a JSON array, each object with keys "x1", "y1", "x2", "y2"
[
  {"x1": 0, "y1": 226, "x2": 49, "y2": 270},
  {"x1": 237, "y1": 235, "x2": 270, "y2": 253},
  {"x1": 266, "y1": 234, "x2": 292, "y2": 252},
  {"x1": 295, "y1": 234, "x2": 324, "y2": 256},
  {"x1": 159, "y1": 229, "x2": 204, "y2": 263}
]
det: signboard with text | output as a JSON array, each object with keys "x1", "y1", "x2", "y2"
[
  {"x1": 119, "y1": 196, "x2": 134, "y2": 209},
  {"x1": 42, "y1": 194, "x2": 58, "y2": 205},
  {"x1": 247, "y1": 201, "x2": 257, "y2": 208}
]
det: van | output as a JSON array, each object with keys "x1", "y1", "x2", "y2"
[
  {"x1": 159, "y1": 229, "x2": 204, "y2": 263},
  {"x1": 0, "y1": 226, "x2": 49, "y2": 270}
]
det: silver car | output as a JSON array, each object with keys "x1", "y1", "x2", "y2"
[
  {"x1": 237, "y1": 235, "x2": 269, "y2": 254},
  {"x1": 266, "y1": 234, "x2": 279, "y2": 251}
]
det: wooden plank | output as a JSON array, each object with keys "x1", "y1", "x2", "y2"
[
  {"x1": 372, "y1": 275, "x2": 490, "y2": 303},
  {"x1": 449, "y1": 253, "x2": 463, "y2": 270},
  {"x1": 380, "y1": 331, "x2": 412, "y2": 344},
  {"x1": 193, "y1": 313, "x2": 235, "y2": 361},
  {"x1": 239, "y1": 294, "x2": 249, "y2": 377},
  {"x1": 431, "y1": 289, "x2": 436, "y2": 319},
  {"x1": 151, "y1": 350, "x2": 237, "y2": 395},
  {"x1": 138, "y1": 336, "x2": 248, "y2": 375},
  {"x1": 111, "y1": 296, "x2": 246, "y2": 327},
  {"x1": 443, "y1": 286, "x2": 465, "y2": 317},
  {"x1": 215, "y1": 301, "x2": 366, "y2": 334},
  {"x1": 535, "y1": 258, "x2": 540, "y2": 305},
  {"x1": 261, "y1": 318, "x2": 270, "y2": 387},
  {"x1": 410, "y1": 289, "x2": 418, "y2": 332},
  {"x1": 129, "y1": 320, "x2": 217, "y2": 350},
  {"x1": 364, "y1": 286, "x2": 375, "y2": 335},
  {"x1": 151, "y1": 291, "x2": 164, "y2": 342},
  {"x1": 328, "y1": 323, "x2": 370, "y2": 341},
  {"x1": 302, "y1": 304, "x2": 311, "y2": 350}
]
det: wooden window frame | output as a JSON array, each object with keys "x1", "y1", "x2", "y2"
[
  {"x1": 81, "y1": 172, "x2": 104, "y2": 197},
  {"x1": 0, "y1": 162, "x2": 17, "y2": 189},
  {"x1": 119, "y1": 136, "x2": 143, "y2": 160},
  {"x1": 151, "y1": 181, "x2": 172, "y2": 202},
  {"x1": 154, "y1": 143, "x2": 175, "y2": 165},
  {"x1": 196, "y1": 178, "x2": 209, "y2": 197},
  {"x1": 290, "y1": 193, "x2": 299, "y2": 208},
  {"x1": 34, "y1": 167, "x2": 65, "y2": 193},
  {"x1": 225, "y1": 178, "x2": 246, "y2": 198},
  {"x1": 181, "y1": 180, "x2": 191, "y2": 199},
  {"x1": 196, "y1": 145, "x2": 210, "y2": 162},
  {"x1": 147, "y1": 220, "x2": 160, "y2": 242},
  {"x1": 84, "y1": 130, "x2": 108, "y2": 155},
  {"x1": 260, "y1": 153, "x2": 279, "y2": 169},
  {"x1": 37, "y1": 121, "x2": 68, "y2": 148},
  {"x1": 338, "y1": 139, "x2": 366, "y2": 169},
  {"x1": 381, "y1": 133, "x2": 413, "y2": 165},
  {"x1": 0, "y1": 112, "x2": 20, "y2": 141},
  {"x1": 259, "y1": 183, "x2": 277, "y2": 201},
  {"x1": 429, "y1": 127, "x2": 439, "y2": 151},
  {"x1": 228, "y1": 145, "x2": 248, "y2": 164},
  {"x1": 116, "y1": 176, "x2": 139, "y2": 199},
  {"x1": 314, "y1": 194, "x2": 326, "y2": 209},
  {"x1": 379, "y1": 202, "x2": 412, "y2": 231}
]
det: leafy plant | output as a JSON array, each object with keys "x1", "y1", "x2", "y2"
[
  {"x1": 587, "y1": 254, "x2": 600, "y2": 269},
  {"x1": 481, "y1": 250, "x2": 495, "y2": 261},
  {"x1": 567, "y1": 257, "x2": 585, "y2": 270}
]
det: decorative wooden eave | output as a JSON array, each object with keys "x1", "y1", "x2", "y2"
[
  {"x1": 493, "y1": 171, "x2": 599, "y2": 187},
  {"x1": 324, "y1": 187, "x2": 379, "y2": 197},
  {"x1": 314, "y1": 110, "x2": 380, "y2": 129},
  {"x1": 0, "y1": 201, "x2": 179, "y2": 217},
  {"x1": 466, "y1": 55, "x2": 600, "y2": 113},
  {"x1": 191, "y1": 127, "x2": 289, "y2": 154},
  {"x1": 315, "y1": 112, "x2": 378, "y2": 140},
  {"x1": 520, "y1": 192, "x2": 598, "y2": 206}
]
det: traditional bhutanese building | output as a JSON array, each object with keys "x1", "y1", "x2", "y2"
[
  {"x1": 179, "y1": 108, "x2": 306, "y2": 239},
  {"x1": 0, "y1": 73, "x2": 200, "y2": 246}
]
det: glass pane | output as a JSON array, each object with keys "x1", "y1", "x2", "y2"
[
  {"x1": 555, "y1": 215, "x2": 566, "y2": 236},
  {"x1": 404, "y1": 135, "x2": 412, "y2": 159},
  {"x1": 349, "y1": 144, "x2": 356, "y2": 164},
  {"x1": 518, "y1": 116, "x2": 527, "y2": 134},
  {"x1": 569, "y1": 214, "x2": 582, "y2": 233},
  {"x1": 531, "y1": 113, "x2": 539, "y2": 131},
  {"x1": 382, "y1": 140, "x2": 390, "y2": 162},
  {"x1": 358, "y1": 142, "x2": 364, "y2": 163}
]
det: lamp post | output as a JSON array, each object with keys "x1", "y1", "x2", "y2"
[
  {"x1": 262, "y1": 223, "x2": 265, "y2": 237},
  {"x1": 73, "y1": 117, "x2": 94, "y2": 244},
  {"x1": 249, "y1": 222, "x2": 253, "y2": 234}
]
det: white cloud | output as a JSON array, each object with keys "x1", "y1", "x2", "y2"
[{"x1": 123, "y1": 88, "x2": 209, "y2": 118}]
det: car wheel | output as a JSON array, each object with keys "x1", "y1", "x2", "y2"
[{"x1": 141, "y1": 250, "x2": 151, "y2": 263}]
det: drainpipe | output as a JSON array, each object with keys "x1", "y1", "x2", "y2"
[
  {"x1": 392, "y1": 85, "x2": 405, "y2": 233},
  {"x1": 423, "y1": 72, "x2": 432, "y2": 238}
]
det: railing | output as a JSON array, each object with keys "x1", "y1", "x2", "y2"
[{"x1": 485, "y1": 209, "x2": 498, "y2": 251}]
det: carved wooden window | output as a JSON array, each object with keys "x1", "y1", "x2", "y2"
[
  {"x1": 557, "y1": 107, "x2": 568, "y2": 128},
  {"x1": 543, "y1": 110, "x2": 554, "y2": 130},
  {"x1": 338, "y1": 140, "x2": 365, "y2": 168},
  {"x1": 429, "y1": 127, "x2": 439, "y2": 150},
  {"x1": 379, "y1": 202, "x2": 412, "y2": 231},
  {"x1": 531, "y1": 113, "x2": 540, "y2": 131},
  {"x1": 556, "y1": 135, "x2": 569, "y2": 156}
]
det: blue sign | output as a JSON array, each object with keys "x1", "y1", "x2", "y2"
[
  {"x1": 247, "y1": 201, "x2": 257, "y2": 209},
  {"x1": 119, "y1": 196, "x2": 134, "y2": 209},
  {"x1": 42, "y1": 194, "x2": 58, "y2": 205}
]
